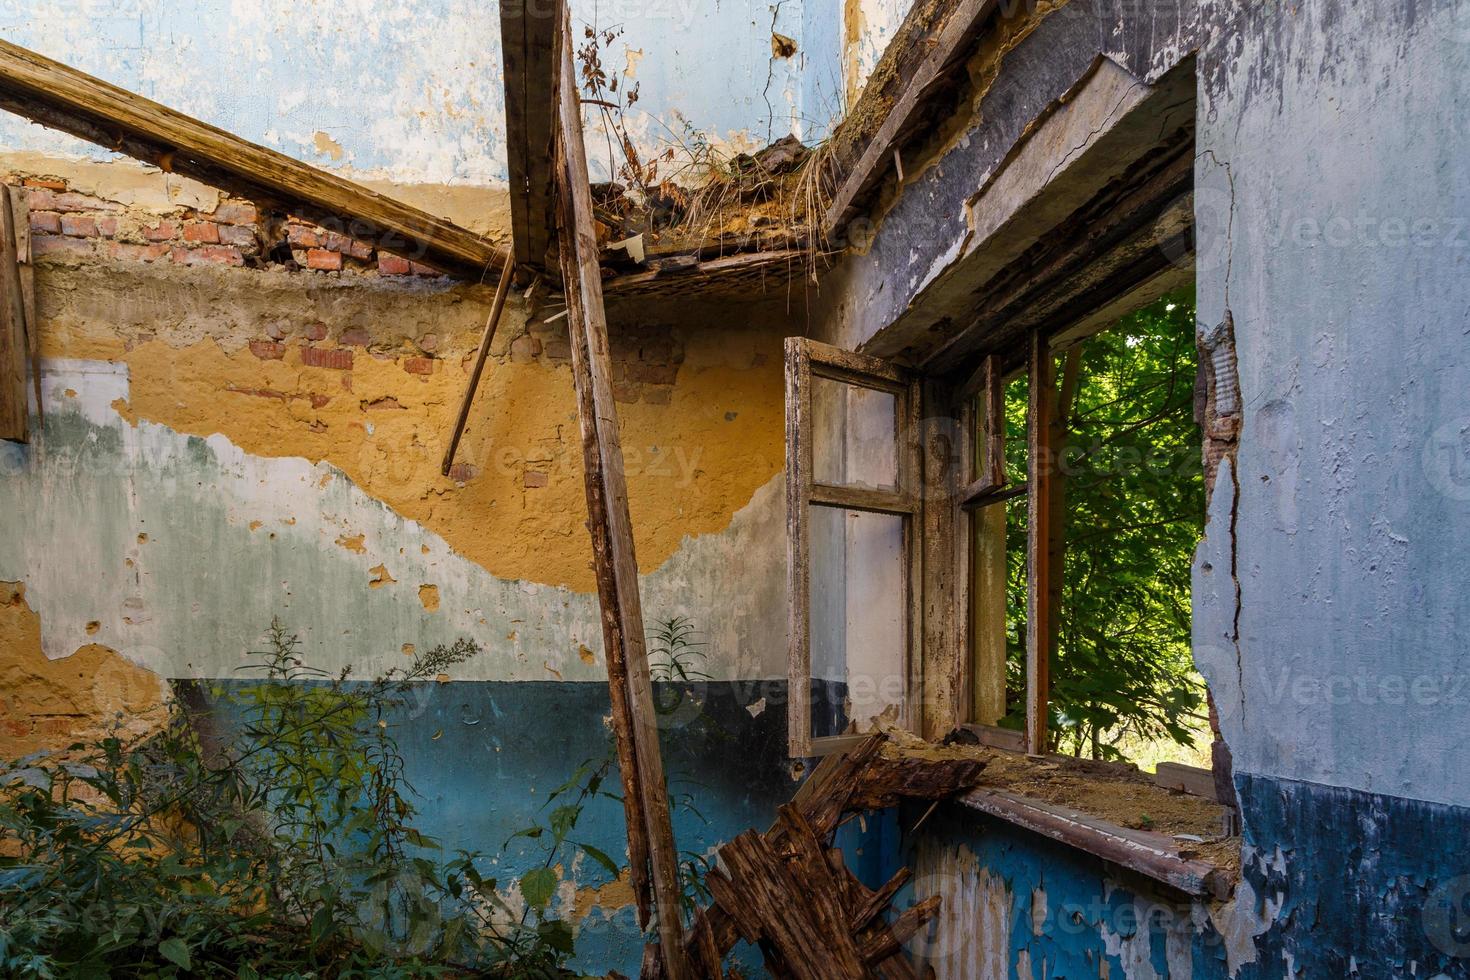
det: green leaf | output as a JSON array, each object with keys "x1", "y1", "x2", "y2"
[
  {"x1": 158, "y1": 938, "x2": 192, "y2": 971},
  {"x1": 577, "y1": 842, "x2": 621, "y2": 877},
  {"x1": 520, "y1": 867, "x2": 558, "y2": 909},
  {"x1": 537, "y1": 918, "x2": 575, "y2": 955}
]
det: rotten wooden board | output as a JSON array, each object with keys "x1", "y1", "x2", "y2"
[
  {"x1": 823, "y1": 0, "x2": 999, "y2": 236},
  {"x1": 0, "y1": 38, "x2": 507, "y2": 280},
  {"x1": 0, "y1": 184, "x2": 30, "y2": 441},
  {"x1": 962, "y1": 786, "x2": 1233, "y2": 899},
  {"x1": 553, "y1": 23, "x2": 689, "y2": 978}
]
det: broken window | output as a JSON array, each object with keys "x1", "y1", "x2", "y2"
[
  {"x1": 963, "y1": 293, "x2": 1207, "y2": 763},
  {"x1": 786, "y1": 295, "x2": 1207, "y2": 768},
  {"x1": 785, "y1": 338, "x2": 921, "y2": 756}
]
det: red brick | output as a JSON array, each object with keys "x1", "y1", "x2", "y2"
[
  {"x1": 108, "y1": 242, "x2": 171, "y2": 263},
  {"x1": 60, "y1": 214, "x2": 98, "y2": 237},
  {"x1": 523, "y1": 470, "x2": 549, "y2": 489},
  {"x1": 339, "y1": 328, "x2": 371, "y2": 347},
  {"x1": 410, "y1": 261, "x2": 440, "y2": 277},
  {"x1": 32, "y1": 235, "x2": 93, "y2": 259},
  {"x1": 377, "y1": 253, "x2": 411, "y2": 276},
  {"x1": 323, "y1": 232, "x2": 372, "y2": 260},
  {"x1": 183, "y1": 221, "x2": 220, "y2": 244},
  {"x1": 301, "y1": 346, "x2": 353, "y2": 370},
  {"x1": 25, "y1": 188, "x2": 121, "y2": 213},
  {"x1": 170, "y1": 245, "x2": 244, "y2": 267},
  {"x1": 305, "y1": 322, "x2": 328, "y2": 342},
  {"x1": 402, "y1": 357, "x2": 436, "y2": 375},
  {"x1": 448, "y1": 463, "x2": 478, "y2": 482},
  {"x1": 310, "y1": 394, "x2": 332, "y2": 409},
  {"x1": 418, "y1": 333, "x2": 438, "y2": 352},
  {"x1": 305, "y1": 248, "x2": 341, "y2": 271},
  {"x1": 288, "y1": 224, "x2": 321, "y2": 248},
  {"x1": 249, "y1": 340, "x2": 286, "y2": 360},
  {"x1": 143, "y1": 220, "x2": 178, "y2": 241},
  {"x1": 97, "y1": 217, "x2": 119, "y2": 238},
  {"x1": 28, "y1": 211, "x2": 60, "y2": 234},
  {"x1": 219, "y1": 224, "x2": 256, "y2": 247},
  {"x1": 22, "y1": 177, "x2": 67, "y2": 191},
  {"x1": 212, "y1": 201, "x2": 258, "y2": 225}
]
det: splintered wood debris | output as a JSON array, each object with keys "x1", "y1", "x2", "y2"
[{"x1": 646, "y1": 731, "x2": 988, "y2": 980}]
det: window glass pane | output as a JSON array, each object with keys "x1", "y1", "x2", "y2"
[
  {"x1": 812, "y1": 376, "x2": 898, "y2": 491},
  {"x1": 809, "y1": 506, "x2": 906, "y2": 740}
]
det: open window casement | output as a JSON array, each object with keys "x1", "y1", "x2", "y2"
[{"x1": 785, "y1": 338, "x2": 922, "y2": 757}]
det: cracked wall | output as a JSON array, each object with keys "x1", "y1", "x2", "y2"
[
  {"x1": 0, "y1": 155, "x2": 799, "y2": 975},
  {"x1": 1191, "y1": 0, "x2": 1470, "y2": 975}
]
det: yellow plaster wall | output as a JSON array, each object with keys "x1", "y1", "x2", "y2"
[{"x1": 0, "y1": 582, "x2": 168, "y2": 759}]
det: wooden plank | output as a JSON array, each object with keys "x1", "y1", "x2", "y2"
[
  {"x1": 823, "y1": 0, "x2": 998, "y2": 235},
  {"x1": 900, "y1": 374, "x2": 924, "y2": 738},
  {"x1": 806, "y1": 338, "x2": 910, "y2": 387},
  {"x1": 785, "y1": 336, "x2": 814, "y2": 758},
  {"x1": 717, "y1": 832, "x2": 867, "y2": 980},
  {"x1": 0, "y1": 184, "x2": 29, "y2": 442},
  {"x1": 1025, "y1": 331, "x2": 1055, "y2": 756},
  {"x1": 440, "y1": 259, "x2": 515, "y2": 476},
  {"x1": 9, "y1": 187, "x2": 38, "y2": 426},
  {"x1": 919, "y1": 380, "x2": 962, "y2": 738},
  {"x1": 857, "y1": 895, "x2": 940, "y2": 963},
  {"x1": 0, "y1": 38, "x2": 507, "y2": 280},
  {"x1": 501, "y1": 0, "x2": 563, "y2": 268},
  {"x1": 554, "y1": 127, "x2": 654, "y2": 932},
  {"x1": 1153, "y1": 762, "x2": 1219, "y2": 802},
  {"x1": 553, "y1": 27, "x2": 689, "y2": 978},
  {"x1": 968, "y1": 501, "x2": 1008, "y2": 726},
  {"x1": 959, "y1": 722, "x2": 1026, "y2": 753},
  {"x1": 961, "y1": 787, "x2": 1233, "y2": 899},
  {"x1": 811, "y1": 482, "x2": 915, "y2": 515}
]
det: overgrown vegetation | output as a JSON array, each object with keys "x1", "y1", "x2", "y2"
[
  {"x1": 1001, "y1": 291, "x2": 1207, "y2": 761},
  {"x1": 0, "y1": 621, "x2": 584, "y2": 978},
  {"x1": 0, "y1": 615, "x2": 726, "y2": 977}
]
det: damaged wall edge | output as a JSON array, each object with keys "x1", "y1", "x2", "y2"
[{"x1": 0, "y1": 38, "x2": 509, "y2": 281}]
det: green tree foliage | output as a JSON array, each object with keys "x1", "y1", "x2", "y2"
[{"x1": 1002, "y1": 291, "x2": 1206, "y2": 760}]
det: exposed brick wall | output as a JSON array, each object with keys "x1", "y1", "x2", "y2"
[{"x1": 10, "y1": 173, "x2": 446, "y2": 279}]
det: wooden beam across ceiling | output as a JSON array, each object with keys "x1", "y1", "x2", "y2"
[
  {"x1": 0, "y1": 38, "x2": 508, "y2": 281},
  {"x1": 823, "y1": 0, "x2": 998, "y2": 238},
  {"x1": 501, "y1": 0, "x2": 564, "y2": 270}
]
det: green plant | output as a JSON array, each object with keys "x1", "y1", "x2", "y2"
[
  {"x1": 999, "y1": 292, "x2": 1207, "y2": 761},
  {"x1": 647, "y1": 616, "x2": 711, "y2": 684},
  {"x1": 0, "y1": 619, "x2": 581, "y2": 978}
]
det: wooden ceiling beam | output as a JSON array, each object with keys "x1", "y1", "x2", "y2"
[
  {"x1": 501, "y1": 1, "x2": 564, "y2": 270},
  {"x1": 823, "y1": 0, "x2": 998, "y2": 237},
  {"x1": 0, "y1": 38, "x2": 508, "y2": 281}
]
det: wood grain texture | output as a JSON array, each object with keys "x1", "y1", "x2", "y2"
[
  {"x1": 786, "y1": 338, "x2": 923, "y2": 756},
  {"x1": 1025, "y1": 330, "x2": 1056, "y2": 756},
  {"x1": 553, "y1": 26, "x2": 689, "y2": 978},
  {"x1": 962, "y1": 787, "x2": 1233, "y2": 899},
  {"x1": 0, "y1": 185, "x2": 29, "y2": 441},
  {"x1": 440, "y1": 259, "x2": 515, "y2": 477},
  {"x1": 501, "y1": 0, "x2": 563, "y2": 269},
  {"x1": 823, "y1": 0, "x2": 998, "y2": 236},
  {"x1": 0, "y1": 38, "x2": 507, "y2": 280},
  {"x1": 785, "y1": 336, "x2": 814, "y2": 757}
]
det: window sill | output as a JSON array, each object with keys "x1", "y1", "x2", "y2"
[{"x1": 959, "y1": 786, "x2": 1236, "y2": 899}]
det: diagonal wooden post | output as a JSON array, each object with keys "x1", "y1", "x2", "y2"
[{"x1": 553, "y1": 20, "x2": 691, "y2": 980}]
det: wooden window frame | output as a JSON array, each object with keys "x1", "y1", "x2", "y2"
[
  {"x1": 786, "y1": 337, "x2": 923, "y2": 758},
  {"x1": 957, "y1": 340, "x2": 1057, "y2": 757}
]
